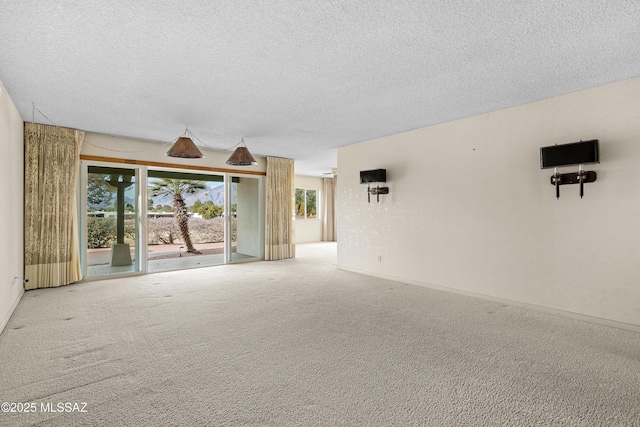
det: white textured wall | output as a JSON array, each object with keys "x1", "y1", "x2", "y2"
[
  {"x1": 338, "y1": 77, "x2": 640, "y2": 328},
  {"x1": 294, "y1": 175, "x2": 323, "y2": 243},
  {"x1": 0, "y1": 78, "x2": 24, "y2": 334}
]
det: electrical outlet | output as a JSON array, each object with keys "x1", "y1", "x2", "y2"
[{"x1": 377, "y1": 255, "x2": 382, "y2": 262}]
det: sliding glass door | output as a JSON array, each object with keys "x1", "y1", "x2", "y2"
[
  {"x1": 228, "y1": 175, "x2": 262, "y2": 262},
  {"x1": 147, "y1": 170, "x2": 226, "y2": 273},
  {"x1": 84, "y1": 165, "x2": 141, "y2": 278},
  {"x1": 81, "y1": 163, "x2": 264, "y2": 278}
]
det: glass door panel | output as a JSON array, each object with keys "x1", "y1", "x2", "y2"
[
  {"x1": 229, "y1": 176, "x2": 261, "y2": 262},
  {"x1": 85, "y1": 166, "x2": 140, "y2": 277},
  {"x1": 147, "y1": 170, "x2": 226, "y2": 273}
]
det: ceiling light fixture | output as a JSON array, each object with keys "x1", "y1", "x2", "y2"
[
  {"x1": 226, "y1": 138, "x2": 257, "y2": 166},
  {"x1": 166, "y1": 127, "x2": 204, "y2": 159}
]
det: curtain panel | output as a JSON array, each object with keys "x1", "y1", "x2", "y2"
[
  {"x1": 265, "y1": 156, "x2": 295, "y2": 260},
  {"x1": 322, "y1": 177, "x2": 337, "y2": 241},
  {"x1": 24, "y1": 122, "x2": 84, "y2": 289}
]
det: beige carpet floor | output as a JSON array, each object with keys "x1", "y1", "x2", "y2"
[{"x1": 1, "y1": 242, "x2": 639, "y2": 426}]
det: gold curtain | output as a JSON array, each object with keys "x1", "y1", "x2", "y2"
[
  {"x1": 24, "y1": 123, "x2": 84, "y2": 289},
  {"x1": 265, "y1": 156, "x2": 295, "y2": 260},
  {"x1": 322, "y1": 177, "x2": 337, "y2": 241}
]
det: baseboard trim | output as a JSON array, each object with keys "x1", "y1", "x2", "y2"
[
  {"x1": 337, "y1": 265, "x2": 640, "y2": 333},
  {"x1": 0, "y1": 288, "x2": 24, "y2": 335}
]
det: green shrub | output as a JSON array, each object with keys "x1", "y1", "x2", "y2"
[{"x1": 87, "y1": 217, "x2": 116, "y2": 248}]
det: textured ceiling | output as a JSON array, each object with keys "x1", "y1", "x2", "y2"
[{"x1": 1, "y1": 1, "x2": 639, "y2": 176}]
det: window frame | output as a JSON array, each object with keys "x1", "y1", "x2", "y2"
[{"x1": 295, "y1": 187, "x2": 319, "y2": 220}]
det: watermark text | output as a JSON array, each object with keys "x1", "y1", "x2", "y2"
[{"x1": 1, "y1": 402, "x2": 88, "y2": 413}]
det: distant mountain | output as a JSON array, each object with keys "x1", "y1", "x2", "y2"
[{"x1": 150, "y1": 183, "x2": 235, "y2": 209}]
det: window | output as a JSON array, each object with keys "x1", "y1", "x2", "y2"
[{"x1": 295, "y1": 188, "x2": 317, "y2": 219}]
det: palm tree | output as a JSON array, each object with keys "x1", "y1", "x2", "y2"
[{"x1": 149, "y1": 178, "x2": 206, "y2": 254}]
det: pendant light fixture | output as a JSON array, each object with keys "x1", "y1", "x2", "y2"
[
  {"x1": 166, "y1": 128, "x2": 204, "y2": 159},
  {"x1": 226, "y1": 138, "x2": 257, "y2": 166}
]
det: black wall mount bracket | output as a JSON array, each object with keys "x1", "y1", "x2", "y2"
[
  {"x1": 550, "y1": 170, "x2": 596, "y2": 199},
  {"x1": 540, "y1": 139, "x2": 599, "y2": 200},
  {"x1": 361, "y1": 169, "x2": 389, "y2": 203},
  {"x1": 367, "y1": 184, "x2": 389, "y2": 203},
  {"x1": 549, "y1": 171, "x2": 597, "y2": 186}
]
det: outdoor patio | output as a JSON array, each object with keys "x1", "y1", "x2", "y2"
[{"x1": 86, "y1": 242, "x2": 239, "y2": 276}]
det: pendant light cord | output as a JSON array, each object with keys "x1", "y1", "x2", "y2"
[{"x1": 32, "y1": 102, "x2": 58, "y2": 126}]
